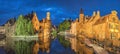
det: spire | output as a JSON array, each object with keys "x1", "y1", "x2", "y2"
[
  {"x1": 46, "y1": 12, "x2": 50, "y2": 20},
  {"x1": 79, "y1": 8, "x2": 84, "y2": 23},
  {"x1": 33, "y1": 12, "x2": 38, "y2": 20},
  {"x1": 80, "y1": 8, "x2": 84, "y2": 14},
  {"x1": 33, "y1": 12, "x2": 37, "y2": 17}
]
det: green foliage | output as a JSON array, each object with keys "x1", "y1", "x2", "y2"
[
  {"x1": 58, "y1": 35, "x2": 70, "y2": 48},
  {"x1": 51, "y1": 29, "x2": 57, "y2": 38},
  {"x1": 14, "y1": 15, "x2": 35, "y2": 54},
  {"x1": 15, "y1": 15, "x2": 34, "y2": 36},
  {"x1": 14, "y1": 41, "x2": 35, "y2": 54},
  {"x1": 58, "y1": 20, "x2": 71, "y2": 32}
]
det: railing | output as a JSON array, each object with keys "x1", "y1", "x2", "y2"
[{"x1": 9, "y1": 35, "x2": 38, "y2": 41}]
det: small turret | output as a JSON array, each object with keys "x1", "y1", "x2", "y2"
[
  {"x1": 111, "y1": 10, "x2": 117, "y2": 15},
  {"x1": 46, "y1": 12, "x2": 50, "y2": 20}
]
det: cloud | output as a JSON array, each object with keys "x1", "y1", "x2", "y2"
[{"x1": 41, "y1": 7, "x2": 57, "y2": 11}]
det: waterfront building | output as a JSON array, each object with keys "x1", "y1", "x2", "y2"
[
  {"x1": 32, "y1": 12, "x2": 51, "y2": 54},
  {"x1": 70, "y1": 9, "x2": 120, "y2": 41}
]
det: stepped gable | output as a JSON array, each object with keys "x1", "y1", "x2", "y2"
[{"x1": 94, "y1": 14, "x2": 109, "y2": 25}]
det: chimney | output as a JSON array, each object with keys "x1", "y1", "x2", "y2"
[
  {"x1": 97, "y1": 11, "x2": 100, "y2": 16},
  {"x1": 92, "y1": 11, "x2": 96, "y2": 16}
]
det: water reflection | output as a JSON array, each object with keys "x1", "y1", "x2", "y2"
[
  {"x1": 65, "y1": 35, "x2": 94, "y2": 54},
  {"x1": 1, "y1": 35, "x2": 95, "y2": 54},
  {"x1": 38, "y1": 38, "x2": 75, "y2": 54},
  {"x1": 0, "y1": 47, "x2": 6, "y2": 54}
]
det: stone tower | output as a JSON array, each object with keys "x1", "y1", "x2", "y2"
[
  {"x1": 79, "y1": 8, "x2": 84, "y2": 23},
  {"x1": 32, "y1": 12, "x2": 40, "y2": 32},
  {"x1": 46, "y1": 12, "x2": 50, "y2": 20}
]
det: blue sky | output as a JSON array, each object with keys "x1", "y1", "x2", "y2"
[{"x1": 0, "y1": 0, "x2": 120, "y2": 25}]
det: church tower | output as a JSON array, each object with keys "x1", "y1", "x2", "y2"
[
  {"x1": 79, "y1": 8, "x2": 84, "y2": 23},
  {"x1": 46, "y1": 12, "x2": 50, "y2": 20}
]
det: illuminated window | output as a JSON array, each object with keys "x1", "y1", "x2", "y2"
[
  {"x1": 109, "y1": 24, "x2": 112, "y2": 29},
  {"x1": 116, "y1": 25, "x2": 118, "y2": 30},
  {"x1": 111, "y1": 33, "x2": 115, "y2": 39}
]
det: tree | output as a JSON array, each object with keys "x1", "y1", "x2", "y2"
[
  {"x1": 14, "y1": 15, "x2": 35, "y2": 54},
  {"x1": 51, "y1": 29, "x2": 57, "y2": 38},
  {"x1": 15, "y1": 15, "x2": 34, "y2": 36},
  {"x1": 58, "y1": 20, "x2": 71, "y2": 32}
]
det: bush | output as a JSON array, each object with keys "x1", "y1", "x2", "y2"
[
  {"x1": 14, "y1": 15, "x2": 35, "y2": 54},
  {"x1": 15, "y1": 15, "x2": 34, "y2": 36},
  {"x1": 58, "y1": 20, "x2": 71, "y2": 32},
  {"x1": 51, "y1": 29, "x2": 57, "y2": 38}
]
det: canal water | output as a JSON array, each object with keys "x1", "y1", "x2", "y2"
[
  {"x1": 0, "y1": 47, "x2": 6, "y2": 54},
  {"x1": 0, "y1": 38, "x2": 75, "y2": 54},
  {"x1": 39, "y1": 38, "x2": 75, "y2": 54}
]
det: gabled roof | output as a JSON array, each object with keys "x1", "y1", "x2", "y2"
[
  {"x1": 5, "y1": 18, "x2": 16, "y2": 26},
  {"x1": 93, "y1": 14, "x2": 110, "y2": 25}
]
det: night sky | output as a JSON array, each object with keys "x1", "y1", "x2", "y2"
[{"x1": 0, "y1": 0, "x2": 120, "y2": 25}]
